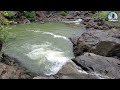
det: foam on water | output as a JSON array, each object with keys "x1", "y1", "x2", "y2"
[
  {"x1": 28, "y1": 30, "x2": 70, "y2": 41},
  {"x1": 78, "y1": 69, "x2": 113, "y2": 79},
  {"x1": 25, "y1": 42, "x2": 71, "y2": 75}
]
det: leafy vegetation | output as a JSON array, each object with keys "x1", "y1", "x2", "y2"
[
  {"x1": 23, "y1": 11, "x2": 36, "y2": 21},
  {"x1": 60, "y1": 11, "x2": 68, "y2": 16},
  {"x1": 1, "y1": 11, "x2": 16, "y2": 18},
  {"x1": 93, "y1": 11, "x2": 111, "y2": 21},
  {"x1": 0, "y1": 12, "x2": 14, "y2": 25},
  {"x1": 92, "y1": 11, "x2": 120, "y2": 28},
  {"x1": 0, "y1": 26, "x2": 13, "y2": 43}
]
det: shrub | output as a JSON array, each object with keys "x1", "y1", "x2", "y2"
[
  {"x1": 0, "y1": 26, "x2": 13, "y2": 43},
  {"x1": 60, "y1": 11, "x2": 68, "y2": 16},
  {"x1": 93, "y1": 11, "x2": 111, "y2": 21},
  {"x1": 0, "y1": 12, "x2": 14, "y2": 25},
  {"x1": 1, "y1": 11, "x2": 16, "y2": 18},
  {"x1": 23, "y1": 11, "x2": 36, "y2": 21}
]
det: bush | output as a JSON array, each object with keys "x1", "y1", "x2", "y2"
[
  {"x1": 93, "y1": 11, "x2": 111, "y2": 21},
  {"x1": 1, "y1": 11, "x2": 16, "y2": 18},
  {"x1": 0, "y1": 12, "x2": 14, "y2": 25},
  {"x1": 60, "y1": 11, "x2": 68, "y2": 16},
  {"x1": 0, "y1": 26, "x2": 13, "y2": 43},
  {"x1": 23, "y1": 11, "x2": 36, "y2": 21}
]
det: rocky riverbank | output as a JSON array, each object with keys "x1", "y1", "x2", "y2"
[
  {"x1": 69, "y1": 12, "x2": 120, "y2": 79},
  {"x1": 33, "y1": 11, "x2": 120, "y2": 79},
  {"x1": 0, "y1": 11, "x2": 120, "y2": 79}
]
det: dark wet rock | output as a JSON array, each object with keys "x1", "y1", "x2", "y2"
[
  {"x1": 33, "y1": 62, "x2": 101, "y2": 79},
  {"x1": 81, "y1": 14, "x2": 112, "y2": 30},
  {"x1": 92, "y1": 41, "x2": 120, "y2": 58},
  {"x1": 0, "y1": 41, "x2": 2, "y2": 61},
  {"x1": 0, "y1": 40, "x2": 2, "y2": 52},
  {"x1": 72, "y1": 53, "x2": 120, "y2": 79},
  {"x1": 70, "y1": 29, "x2": 120, "y2": 58},
  {"x1": 54, "y1": 62, "x2": 101, "y2": 79}
]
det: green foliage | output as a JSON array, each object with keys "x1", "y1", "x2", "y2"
[
  {"x1": 1, "y1": 11, "x2": 16, "y2": 17},
  {"x1": 0, "y1": 26, "x2": 13, "y2": 43},
  {"x1": 60, "y1": 11, "x2": 68, "y2": 16},
  {"x1": 93, "y1": 11, "x2": 111, "y2": 21},
  {"x1": 0, "y1": 19, "x2": 14, "y2": 25},
  {"x1": 23, "y1": 11, "x2": 36, "y2": 21},
  {"x1": 0, "y1": 12, "x2": 14, "y2": 25}
]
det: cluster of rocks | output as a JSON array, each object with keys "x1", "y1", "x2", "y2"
[
  {"x1": 12, "y1": 11, "x2": 97, "y2": 25},
  {"x1": 69, "y1": 28, "x2": 120, "y2": 79},
  {"x1": 1, "y1": 11, "x2": 120, "y2": 79},
  {"x1": 33, "y1": 26, "x2": 120, "y2": 79}
]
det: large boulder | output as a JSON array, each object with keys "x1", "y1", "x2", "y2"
[
  {"x1": 53, "y1": 62, "x2": 104, "y2": 79},
  {"x1": 70, "y1": 29, "x2": 120, "y2": 58},
  {"x1": 72, "y1": 53, "x2": 120, "y2": 79}
]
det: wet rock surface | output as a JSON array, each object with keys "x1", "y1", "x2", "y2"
[
  {"x1": 33, "y1": 62, "x2": 101, "y2": 79},
  {"x1": 0, "y1": 53, "x2": 36, "y2": 79},
  {"x1": 72, "y1": 53, "x2": 120, "y2": 79},
  {"x1": 54, "y1": 62, "x2": 100, "y2": 79},
  {"x1": 70, "y1": 29, "x2": 120, "y2": 58},
  {"x1": 1, "y1": 11, "x2": 120, "y2": 79}
]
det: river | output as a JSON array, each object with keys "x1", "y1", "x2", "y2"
[{"x1": 2, "y1": 22, "x2": 85, "y2": 75}]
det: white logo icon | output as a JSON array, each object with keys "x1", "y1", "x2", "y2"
[{"x1": 108, "y1": 12, "x2": 118, "y2": 22}]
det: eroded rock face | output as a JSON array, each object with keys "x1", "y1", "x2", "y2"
[
  {"x1": 72, "y1": 53, "x2": 120, "y2": 79},
  {"x1": 70, "y1": 29, "x2": 120, "y2": 58}
]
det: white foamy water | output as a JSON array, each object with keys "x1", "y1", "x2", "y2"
[
  {"x1": 90, "y1": 72, "x2": 114, "y2": 79},
  {"x1": 62, "y1": 19, "x2": 82, "y2": 25},
  {"x1": 78, "y1": 69, "x2": 113, "y2": 79},
  {"x1": 28, "y1": 30, "x2": 70, "y2": 41},
  {"x1": 25, "y1": 42, "x2": 71, "y2": 75}
]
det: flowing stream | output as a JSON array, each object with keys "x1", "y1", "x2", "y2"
[{"x1": 3, "y1": 22, "x2": 85, "y2": 75}]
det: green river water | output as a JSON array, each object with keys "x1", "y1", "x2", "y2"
[{"x1": 2, "y1": 22, "x2": 85, "y2": 75}]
